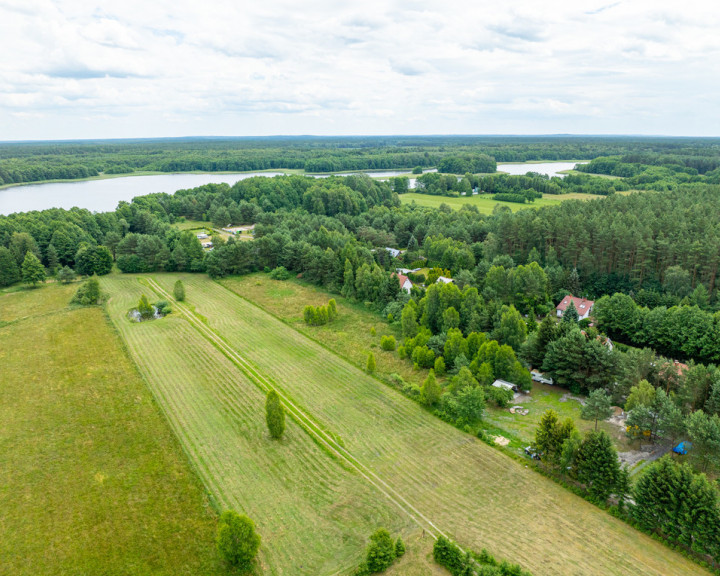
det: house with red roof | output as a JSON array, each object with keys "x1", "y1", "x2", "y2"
[
  {"x1": 556, "y1": 294, "x2": 595, "y2": 320},
  {"x1": 395, "y1": 273, "x2": 413, "y2": 294}
]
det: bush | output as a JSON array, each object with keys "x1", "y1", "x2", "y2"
[
  {"x1": 57, "y1": 265, "x2": 77, "y2": 284},
  {"x1": 365, "y1": 528, "x2": 396, "y2": 573},
  {"x1": 173, "y1": 279, "x2": 185, "y2": 301},
  {"x1": 269, "y1": 266, "x2": 290, "y2": 280},
  {"x1": 216, "y1": 510, "x2": 261, "y2": 571},
  {"x1": 137, "y1": 294, "x2": 154, "y2": 318},
  {"x1": 71, "y1": 276, "x2": 103, "y2": 306},
  {"x1": 395, "y1": 537, "x2": 405, "y2": 557},
  {"x1": 155, "y1": 300, "x2": 172, "y2": 315},
  {"x1": 381, "y1": 335, "x2": 397, "y2": 351}
]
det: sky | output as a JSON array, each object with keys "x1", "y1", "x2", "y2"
[{"x1": 1, "y1": 0, "x2": 719, "y2": 140}]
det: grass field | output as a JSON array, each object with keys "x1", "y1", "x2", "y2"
[
  {"x1": 0, "y1": 284, "x2": 223, "y2": 575},
  {"x1": 136, "y1": 272, "x2": 709, "y2": 576},
  {"x1": 102, "y1": 275, "x2": 411, "y2": 576},
  {"x1": 217, "y1": 275, "x2": 632, "y2": 452},
  {"x1": 400, "y1": 192, "x2": 605, "y2": 213}
]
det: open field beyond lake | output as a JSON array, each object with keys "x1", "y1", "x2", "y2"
[
  {"x1": 99, "y1": 272, "x2": 710, "y2": 576},
  {"x1": 399, "y1": 192, "x2": 606, "y2": 212},
  {"x1": 0, "y1": 284, "x2": 223, "y2": 576}
]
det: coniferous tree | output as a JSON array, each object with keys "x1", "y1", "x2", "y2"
[
  {"x1": 562, "y1": 300, "x2": 579, "y2": 323},
  {"x1": 581, "y1": 389, "x2": 614, "y2": 430},
  {"x1": 366, "y1": 352, "x2": 376, "y2": 374},
  {"x1": 46, "y1": 244, "x2": 59, "y2": 275},
  {"x1": 265, "y1": 389, "x2": 286, "y2": 440},
  {"x1": 576, "y1": 430, "x2": 620, "y2": 502},
  {"x1": 341, "y1": 259, "x2": 355, "y2": 299},
  {"x1": 56, "y1": 265, "x2": 77, "y2": 284},
  {"x1": 138, "y1": 294, "x2": 154, "y2": 318}
]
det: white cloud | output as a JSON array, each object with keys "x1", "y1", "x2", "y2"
[{"x1": 0, "y1": 0, "x2": 719, "y2": 139}]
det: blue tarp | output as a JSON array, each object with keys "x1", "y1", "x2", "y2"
[{"x1": 673, "y1": 441, "x2": 693, "y2": 455}]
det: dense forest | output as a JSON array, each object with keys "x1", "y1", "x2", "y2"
[{"x1": 2, "y1": 135, "x2": 720, "y2": 185}]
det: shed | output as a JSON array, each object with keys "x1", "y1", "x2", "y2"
[{"x1": 492, "y1": 379, "x2": 518, "y2": 393}]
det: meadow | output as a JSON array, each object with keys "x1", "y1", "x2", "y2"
[
  {"x1": 218, "y1": 274, "x2": 631, "y2": 453},
  {"x1": 137, "y1": 272, "x2": 707, "y2": 576},
  {"x1": 399, "y1": 192, "x2": 605, "y2": 212},
  {"x1": 0, "y1": 283, "x2": 223, "y2": 575},
  {"x1": 101, "y1": 275, "x2": 411, "y2": 576}
]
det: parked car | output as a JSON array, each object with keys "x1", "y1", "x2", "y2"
[
  {"x1": 531, "y1": 370, "x2": 553, "y2": 385},
  {"x1": 524, "y1": 446, "x2": 541, "y2": 460}
]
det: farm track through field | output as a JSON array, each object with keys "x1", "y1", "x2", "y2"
[
  {"x1": 102, "y1": 275, "x2": 410, "y2": 576},
  {"x1": 144, "y1": 276, "x2": 449, "y2": 541}
]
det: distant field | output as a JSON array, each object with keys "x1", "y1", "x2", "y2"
[
  {"x1": 102, "y1": 275, "x2": 409, "y2": 576},
  {"x1": 400, "y1": 192, "x2": 605, "y2": 212},
  {"x1": 0, "y1": 285, "x2": 223, "y2": 575},
  {"x1": 146, "y1": 273, "x2": 708, "y2": 576}
]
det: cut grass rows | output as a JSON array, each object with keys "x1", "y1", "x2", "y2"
[
  {"x1": 102, "y1": 275, "x2": 409, "y2": 575},
  {"x1": 158, "y1": 273, "x2": 708, "y2": 576},
  {"x1": 144, "y1": 276, "x2": 450, "y2": 543}
]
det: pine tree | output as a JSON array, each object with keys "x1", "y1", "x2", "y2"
[
  {"x1": 581, "y1": 389, "x2": 614, "y2": 430},
  {"x1": 562, "y1": 300, "x2": 579, "y2": 323},
  {"x1": 265, "y1": 390, "x2": 286, "y2": 440},
  {"x1": 394, "y1": 537, "x2": 405, "y2": 557},
  {"x1": 328, "y1": 298, "x2": 338, "y2": 320},
  {"x1": 366, "y1": 352, "x2": 376, "y2": 374},
  {"x1": 576, "y1": 430, "x2": 620, "y2": 502},
  {"x1": 56, "y1": 265, "x2": 77, "y2": 284},
  {"x1": 46, "y1": 244, "x2": 59, "y2": 275},
  {"x1": 22, "y1": 252, "x2": 45, "y2": 286},
  {"x1": 173, "y1": 279, "x2": 186, "y2": 301}
]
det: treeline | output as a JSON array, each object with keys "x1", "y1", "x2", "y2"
[
  {"x1": 413, "y1": 171, "x2": 629, "y2": 198},
  {"x1": 4, "y1": 136, "x2": 720, "y2": 185}
]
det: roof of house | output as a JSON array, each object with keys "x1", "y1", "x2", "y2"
[
  {"x1": 492, "y1": 379, "x2": 517, "y2": 391},
  {"x1": 396, "y1": 273, "x2": 412, "y2": 287},
  {"x1": 436, "y1": 276, "x2": 454, "y2": 284},
  {"x1": 556, "y1": 295, "x2": 595, "y2": 314}
]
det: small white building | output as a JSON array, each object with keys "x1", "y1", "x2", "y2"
[
  {"x1": 385, "y1": 247, "x2": 405, "y2": 258},
  {"x1": 492, "y1": 379, "x2": 519, "y2": 393},
  {"x1": 436, "y1": 276, "x2": 454, "y2": 284},
  {"x1": 196, "y1": 233, "x2": 209, "y2": 239}
]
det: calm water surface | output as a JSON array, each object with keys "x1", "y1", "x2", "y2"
[{"x1": 0, "y1": 163, "x2": 584, "y2": 215}]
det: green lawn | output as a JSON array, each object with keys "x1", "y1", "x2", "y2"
[
  {"x1": 0, "y1": 284, "x2": 223, "y2": 575},
  {"x1": 399, "y1": 192, "x2": 605, "y2": 213},
  {"x1": 139, "y1": 272, "x2": 708, "y2": 576}
]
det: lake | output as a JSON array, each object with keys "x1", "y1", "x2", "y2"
[{"x1": 0, "y1": 163, "x2": 583, "y2": 215}]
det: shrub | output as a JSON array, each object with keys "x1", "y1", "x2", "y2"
[
  {"x1": 216, "y1": 510, "x2": 261, "y2": 571},
  {"x1": 367, "y1": 352, "x2": 377, "y2": 373},
  {"x1": 434, "y1": 356, "x2": 446, "y2": 375},
  {"x1": 265, "y1": 389, "x2": 285, "y2": 439},
  {"x1": 381, "y1": 335, "x2": 397, "y2": 351},
  {"x1": 173, "y1": 279, "x2": 185, "y2": 301},
  {"x1": 365, "y1": 528, "x2": 396, "y2": 573},
  {"x1": 269, "y1": 266, "x2": 290, "y2": 280},
  {"x1": 395, "y1": 537, "x2": 405, "y2": 557},
  {"x1": 71, "y1": 276, "x2": 103, "y2": 306},
  {"x1": 137, "y1": 294, "x2": 154, "y2": 318}
]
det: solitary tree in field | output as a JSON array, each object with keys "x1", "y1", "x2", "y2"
[
  {"x1": 173, "y1": 279, "x2": 186, "y2": 301},
  {"x1": 22, "y1": 252, "x2": 45, "y2": 286},
  {"x1": 56, "y1": 265, "x2": 76, "y2": 284},
  {"x1": 265, "y1": 390, "x2": 285, "y2": 440},
  {"x1": 581, "y1": 389, "x2": 614, "y2": 430},
  {"x1": 216, "y1": 510, "x2": 261, "y2": 572},
  {"x1": 138, "y1": 294, "x2": 154, "y2": 318},
  {"x1": 365, "y1": 528, "x2": 396, "y2": 573},
  {"x1": 366, "y1": 352, "x2": 376, "y2": 374}
]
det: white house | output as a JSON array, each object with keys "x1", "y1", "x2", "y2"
[
  {"x1": 385, "y1": 247, "x2": 404, "y2": 258},
  {"x1": 436, "y1": 276, "x2": 454, "y2": 284},
  {"x1": 396, "y1": 273, "x2": 413, "y2": 294},
  {"x1": 556, "y1": 295, "x2": 595, "y2": 320},
  {"x1": 196, "y1": 233, "x2": 209, "y2": 239}
]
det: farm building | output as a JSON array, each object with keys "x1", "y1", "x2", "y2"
[{"x1": 556, "y1": 295, "x2": 594, "y2": 320}]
